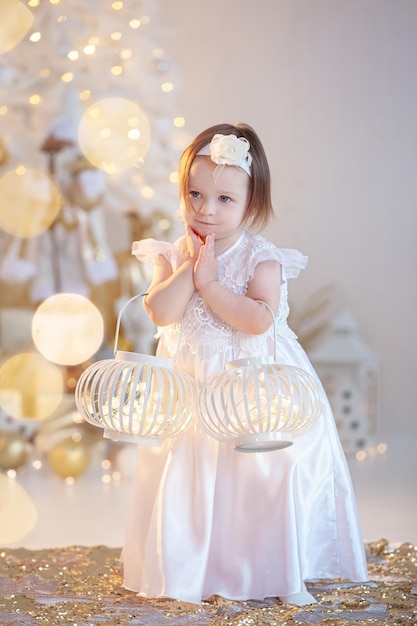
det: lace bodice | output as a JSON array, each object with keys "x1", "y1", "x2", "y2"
[{"x1": 132, "y1": 231, "x2": 308, "y2": 362}]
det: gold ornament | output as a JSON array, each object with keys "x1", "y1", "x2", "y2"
[
  {"x1": 47, "y1": 437, "x2": 91, "y2": 478},
  {"x1": 0, "y1": 139, "x2": 9, "y2": 166},
  {"x1": 0, "y1": 431, "x2": 29, "y2": 470}
]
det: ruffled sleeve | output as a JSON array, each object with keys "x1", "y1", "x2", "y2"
[
  {"x1": 131, "y1": 238, "x2": 178, "y2": 265},
  {"x1": 246, "y1": 234, "x2": 308, "y2": 283},
  {"x1": 274, "y1": 248, "x2": 308, "y2": 281}
]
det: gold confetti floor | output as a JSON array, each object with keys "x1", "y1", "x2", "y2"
[{"x1": 0, "y1": 540, "x2": 416, "y2": 625}]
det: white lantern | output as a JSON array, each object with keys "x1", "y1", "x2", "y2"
[
  {"x1": 308, "y1": 310, "x2": 379, "y2": 454},
  {"x1": 75, "y1": 295, "x2": 197, "y2": 446},
  {"x1": 200, "y1": 353, "x2": 323, "y2": 453}
]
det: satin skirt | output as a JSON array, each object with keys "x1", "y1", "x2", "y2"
[{"x1": 122, "y1": 338, "x2": 368, "y2": 603}]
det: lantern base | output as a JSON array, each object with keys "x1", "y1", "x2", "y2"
[
  {"x1": 103, "y1": 429, "x2": 162, "y2": 447},
  {"x1": 234, "y1": 432, "x2": 293, "y2": 453}
]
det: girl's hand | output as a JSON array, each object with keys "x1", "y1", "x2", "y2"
[
  {"x1": 194, "y1": 233, "x2": 217, "y2": 291},
  {"x1": 185, "y1": 226, "x2": 204, "y2": 261}
]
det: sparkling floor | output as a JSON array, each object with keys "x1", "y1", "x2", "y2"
[
  {"x1": 2, "y1": 435, "x2": 416, "y2": 550},
  {"x1": 2, "y1": 542, "x2": 416, "y2": 625}
]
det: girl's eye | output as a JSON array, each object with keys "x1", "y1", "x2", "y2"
[
  {"x1": 219, "y1": 195, "x2": 231, "y2": 203},
  {"x1": 189, "y1": 190, "x2": 201, "y2": 198}
]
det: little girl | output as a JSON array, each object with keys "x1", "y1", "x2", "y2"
[{"x1": 123, "y1": 123, "x2": 368, "y2": 605}]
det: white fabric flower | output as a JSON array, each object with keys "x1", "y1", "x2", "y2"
[{"x1": 209, "y1": 134, "x2": 252, "y2": 170}]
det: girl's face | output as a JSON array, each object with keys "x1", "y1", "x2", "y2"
[{"x1": 181, "y1": 156, "x2": 250, "y2": 253}]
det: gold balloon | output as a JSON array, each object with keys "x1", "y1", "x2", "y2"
[
  {"x1": 0, "y1": 167, "x2": 62, "y2": 238},
  {"x1": 0, "y1": 474, "x2": 37, "y2": 545},
  {"x1": 0, "y1": 431, "x2": 29, "y2": 470},
  {"x1": 47, "y1": 437, "x2": 91, "y2": 478},
  {"x1": 0, "y1": 352, "x2": 64, "y2": 420},
  {"x1": 0, "y1": 0, "x2": 34, "y2": 54},
  {"x1": 32, "y1": 293, "x2": 104, "y2": 366},
  {"x1": 78, "y1": 97, "x2": 151, "y2": 173}
]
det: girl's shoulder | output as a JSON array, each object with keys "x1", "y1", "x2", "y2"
[{"x1": 240, "y1": 231, "x2": 309, "y2": 281}]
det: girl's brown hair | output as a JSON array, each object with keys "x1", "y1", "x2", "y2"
[{"x1": 179, "y1": 123, "x2": 274, "y2": 231}]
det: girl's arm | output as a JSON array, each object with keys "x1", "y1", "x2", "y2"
[
  {"x1": 195, "y1": 234, "x2": 281, "y2": 335},
  {"x1": 143, "y1": 228, "x2": 203, "y2": 326},
  {"x1": 143, "y1": 255, "x2": 195, "y2": 326}
]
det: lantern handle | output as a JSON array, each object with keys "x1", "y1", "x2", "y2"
[
  {"x1": 257, "y1": 300, "x2": 278, "y2": 361},
  {"x1": 113, "y1": 293, "x2": 184, "y2": 361},
  {"x1": 232, "y1": 300, "x2": 277, "y2": 361}
]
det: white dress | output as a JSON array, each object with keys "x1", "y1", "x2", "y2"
[{"x1": 123, "y1": 230, "x2": 368, "y2": 603}]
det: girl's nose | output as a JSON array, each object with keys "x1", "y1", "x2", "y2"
[{"x1": 199, "y1": 200, "x2": 215, "y2": 215}]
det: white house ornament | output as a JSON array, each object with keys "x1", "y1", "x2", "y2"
[{"x1": 308, "y1": 310, "x2": 379, "y2": 454}]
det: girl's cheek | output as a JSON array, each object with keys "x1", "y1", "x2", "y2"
[{"x1": 180, "y1": 198, "x2": 191, "y2": 215}]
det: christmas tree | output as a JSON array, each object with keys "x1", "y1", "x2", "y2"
[
  {"x1": 0, "y1": 0, "x2": 188, "y2": 479},
  {"x1": 0, "y1": 0, "x2": 186, "y2": 312}
]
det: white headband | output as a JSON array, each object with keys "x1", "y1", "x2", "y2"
[{"x1": 197, "y1": 133, "x2": 252, "y2": 178}]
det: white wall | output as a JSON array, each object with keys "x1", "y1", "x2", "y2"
[{"x1": 157, "y1": 0, "x2": 417, "y2": 438}]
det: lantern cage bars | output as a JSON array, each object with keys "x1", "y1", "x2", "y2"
[
  {"x1": 75, "y1": 294, "x2": 198, "y2": 446},
  {"x1": 199, "y1": 302, "x2": 324, "y2": 453}
]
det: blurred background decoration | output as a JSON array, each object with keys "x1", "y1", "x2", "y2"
[
  {"x1": 0, "y1": 0, "x2": 382, "y2": 485},
  {"x1": 0, "y1": 0, "x2": 189, "y2": 484},
  {"x1": 308, "y1": 310, "x2": 379, "y2": 455},
  {"x1": 289, "y1": 286, "x2": 380, "y2": 455},
  {"x1": 0, "y1": 0, "x2": 187, "y2": 315}
]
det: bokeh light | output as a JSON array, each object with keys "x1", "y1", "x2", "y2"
[
  {"x1": 32, "y1": 293, "x2": 104, "y2": 365},
  {"x1": 0, "y1": 474, "x2": 37, "y2": 545},
  {"x1": 0, "y1": 167, "x2": 62, "y2": 238},
  {"x1": 78, "y1": 97, "x2": 151, "y2": 173},
  {"x1": 0, "y1": 353, "x2": 64, "y2": 420},
  {"x1": 0, "y1": 0, "x2": 34, "y2": 54}
]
